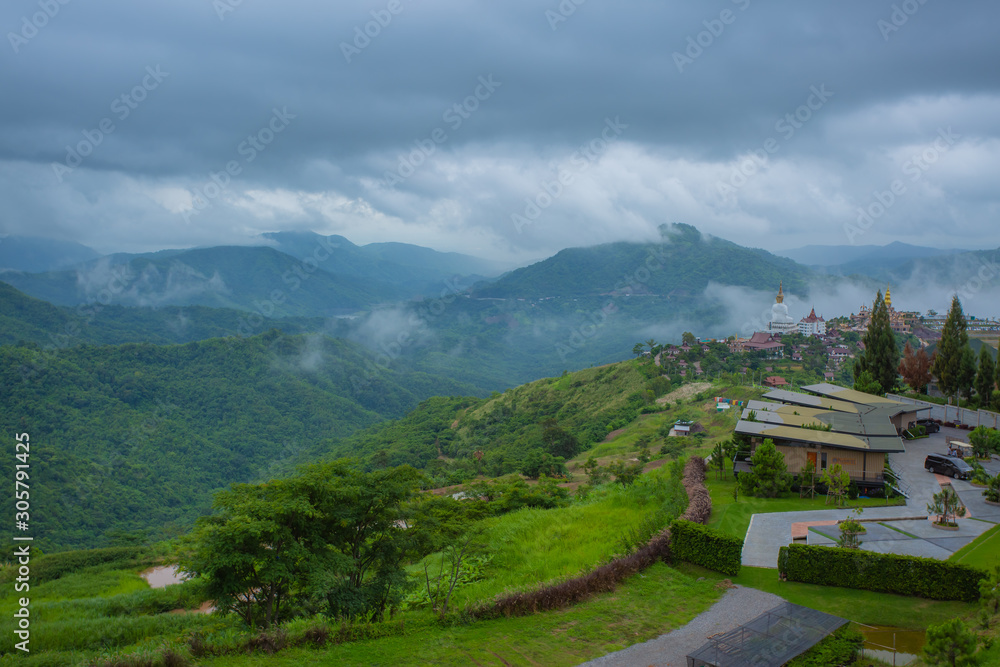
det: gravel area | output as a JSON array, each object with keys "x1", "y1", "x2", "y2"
[{"x1": 576, "y1": 585, "x2": 785, "y2": 667}]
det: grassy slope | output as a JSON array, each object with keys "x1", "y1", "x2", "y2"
[
  {"x1": 949, "y1": 522, "x2": 1000, "y2": 570},
  {"x1": 201, "y1": 563, "x2": 723, "y2": 667}
]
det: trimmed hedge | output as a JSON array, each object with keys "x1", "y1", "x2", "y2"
[
  {"x1": 778, "y1": 544, "x2": 986, "y2": 602},
  {"x1": 670, "y1": 519, "x2": 742, "y2": 576}
]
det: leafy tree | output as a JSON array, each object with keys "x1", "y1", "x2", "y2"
[
  {"x1": 607, "y1": 459, "x2": 644, "y2": 488},
  {"x1": 820, "y1": 463, "x2": 850, "y2": 507},
  {"x1": 922, "y1": 618, "x2": 979, "y2": 666},
  {"x1": 181, "y1": 460, "x2": 422, "y2": 628},
  {"x1": 682, "y1": 331, "x2": 696, "y2": 346},
  {"x1": 975, "y1": 346, "x2": 996, "y2": 406},
  {"x1": 899, "y1": 341, "x2": 934, "y2": 394},
  {"x1": 583, "y1": 456, "x2": 608, "y2": 484},
  {"x1": 541, "y1": 419, "x2": 580, "y2": 459},
  {"x1": 853, "y1": 291, "x2": 898, "y2": 394},
  {"x1": 853, "y1": 369, "x2": 882, "y2": 396},
  {"x1": 928, "y1": 486, "x2": 967, "y2": 527},
  {"x1": 521, "y1": 450, "x2": 567, "y2": 479},
  {"x1": 738, "y1": 439, "x2": 790, "y2": 498},
  {"x1": 980, "y1": 564, "x2": 1000, "y2": 617},
  {"x1": 632, "y1": 342, "x2": 645, "y2": 357},
  {"x1": 933, "y1": 296, "x2": 971, "y2": 404},
  {"x1": 969, "y1": 426, "x2": 1000, "y2": 459},
  {"x1": 837, "y1": 507, "x2": 865, "y2": 549},
  {"x1": 798, "y1": 458, "x2": 816, "y2": 499}
]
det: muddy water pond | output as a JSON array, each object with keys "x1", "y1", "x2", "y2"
[
  {"x1": 140, "y1": 564, "x2": 186, "y2": 588},
  {"x1": 860, "y1": 626, "x2": 925, "y2": 666}
]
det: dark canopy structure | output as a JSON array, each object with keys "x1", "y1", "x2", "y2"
[{"x1": 686, "y1": 602, "x2": 847, "y2": 667}]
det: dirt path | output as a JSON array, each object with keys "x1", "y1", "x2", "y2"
[{"x1": 656, "y1": 382, "x2": 712, "y2": 405}]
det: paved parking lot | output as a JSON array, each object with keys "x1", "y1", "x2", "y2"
[{"x1": 741, "y1": 425, "x2": 1000, "y2": 568}]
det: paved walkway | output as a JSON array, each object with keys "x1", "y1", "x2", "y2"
[
  {"x1": 742, "y1": 427, "x2": 1000, "y2": 568},
  {"x1": 576, "y1": 586, "x2": 785, "y2": 667}
]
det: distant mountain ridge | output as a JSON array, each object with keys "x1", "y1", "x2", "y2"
[
  {"x1": 476, "y1": 223, "x2": 813, "y2": 298},
  {"x1": 0, "y1": 235, "x2": 100, "y2": 272},
  {"x1": 776, "y1": 241, "x2": 968, "y2": 277}
]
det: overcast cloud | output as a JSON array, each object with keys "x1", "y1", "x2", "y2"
[{"x1": 2, "y1": 0, "x2": 998, "y2": 260}]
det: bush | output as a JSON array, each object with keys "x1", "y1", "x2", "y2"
[
  {"x1": 670, "y1": 519, "x2": 742, "y2": 576},
  {"x1": 786, "y1": 625, "x2": 863, "y2": 666},
  {"x1": 778, "y1": 544, "x2": 986, "y2": 602}
]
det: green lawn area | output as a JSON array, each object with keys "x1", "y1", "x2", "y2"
[
  {"x1": 676, "y1": 563, "x2": 975, "y2": 630},
  {"x1": 200, "y1": 563, "x2": 724, "y2": 667},
  {"x1": 948, "y1": 522, "x2": 1000, "y2": 570},
  {"x1": 704, "y1": 459, "x2": 905, "y2": 540}
]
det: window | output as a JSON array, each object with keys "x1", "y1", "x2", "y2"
[{"x1": 820, "y1": 453, "x2": 827, "y2": 470}]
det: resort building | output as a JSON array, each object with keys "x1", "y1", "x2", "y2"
[{"x1": 733, "y1": 383, "x2": 926, "y2": 495}]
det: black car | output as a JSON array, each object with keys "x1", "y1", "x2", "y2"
[
  {"x1": 915, "y1": 418, "x2": 941, "y2": 433},
  {"x1": 924, "y1": 453, "x2": 972, "y2": 479}
]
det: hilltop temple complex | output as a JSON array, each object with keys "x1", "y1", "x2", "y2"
[{"x1": 849, "y1": 286, "x2": 919, "y2": 334}]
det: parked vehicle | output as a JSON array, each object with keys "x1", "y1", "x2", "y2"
[
  {"x1": 924, "y1": 453, "x2": 972, "y2": 480},
  {"x1": 915, "y1": 418, "x2": 941, "y2": 433}
]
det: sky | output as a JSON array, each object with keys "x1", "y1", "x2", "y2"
[{"x1": 2, "y1": 0, "x2": 999, "y2": 262}]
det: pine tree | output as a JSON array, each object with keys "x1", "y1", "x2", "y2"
[
  {"x1": 922, "y1": 618, "x2": 978, "y2": 666},
  {"x1": 932, "y1": 296, "x2": 970, "y2": 402},
  {"x1": 974, "y1": 346, "x2": 996, "y2": 408},
  {"x1": 853, "y1": 291, "x2": 899, "y2": 394}
]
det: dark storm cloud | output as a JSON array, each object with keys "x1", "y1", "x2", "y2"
[{"x1": 1, "y1": 0, "x2": 999, "y2": 257}]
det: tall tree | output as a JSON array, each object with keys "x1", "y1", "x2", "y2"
[
  {"x1": 853, "y1": 291, "x2": 898, "y2": 394},
  {"x1": 932, "y1": 296, "x2": 970, "y2": 403},
  {"x1": 974, "y1": 346, "x2": 996, "y2": 407},
  {"x1": 959, "y1": 346, "x2": 978, "y2": 405},
  {"x1": 898, "y1": 342, "x2": 934, "y2": 395}
]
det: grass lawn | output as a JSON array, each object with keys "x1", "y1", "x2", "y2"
[
  {"x1": 704, "y1": 459, "x2": 905, "y2": 541},
  {"x1": 675, "y1": 563, "x2": 975, "y2": 630},
  {"x1": 200, "y1": 563, "x2": 724, "y2": 667},
  {"x1": 948, "y1": 522, "x2": 1000, "y2": 571}
]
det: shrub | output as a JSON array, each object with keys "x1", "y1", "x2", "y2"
[
  {"x1": 670, "y1": 519, "x2": 742, "y2": 576},
  {"x1": 786, "y1": 625, "x2": 864, "y2": 666},
  {"x1": 778, "y1": 544, "x2": 986, "y2": 602}
]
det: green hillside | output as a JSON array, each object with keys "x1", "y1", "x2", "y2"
[
  {"x1": 0, "y1": 331, "x2": 481, "y2": 551},
  {"x1": 474, "y1": 223, "x2": 812, "y2": 299},
  {"x1": 1, "y1": 245, "x2": 403, "y2": 316},
  {"x1": 0, "y1": 281, "x2": 326, "y2": 347},
  {"x1": 332, "y1": 359, "x2": 676, "y2": 481}
]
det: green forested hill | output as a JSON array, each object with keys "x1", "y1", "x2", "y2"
[
  {"x1": 0, "y1": 281, "x2": 326, "y2": 347},
  {"x1": 0, "y1": 331, "x2": 481, "y2": 551},
  {"x1": 1, "y1": 245, "x2": 403, "y2": 315},
  {"x1": 474, "y1": 223, "x2": 812, "y2": 299},
  {"x1": 332, "y1": 359, "x2": 662, "y2": 478}
]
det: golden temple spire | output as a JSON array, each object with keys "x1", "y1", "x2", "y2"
[
  {"x1": 776, "y1": 281, "x2": 784, "y2": 304},
  {"x1": 885, "y1": 283, "x2": 892, "y2": 308}
]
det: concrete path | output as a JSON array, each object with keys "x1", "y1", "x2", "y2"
[
  {"x1": 576, "y1": 586, "x2": 785, "y2": 667},
  {"x1": 742, "y1": 426, "x2": 1000, "y2": 568}
]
